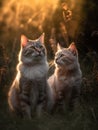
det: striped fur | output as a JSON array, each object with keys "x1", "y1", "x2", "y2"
[
  {"x1": 47, "y1": 43, "x2": 82, "y2": 112},
  {"x1": 8, "y1": 34, "x2": 49, "y2": 118}
]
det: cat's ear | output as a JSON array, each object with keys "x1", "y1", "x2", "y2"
[
  {"x1": 38, "y1": 33, "x2": 45, "y2": 44},
  {"x1": 21, "y1": 35, "x2": 28, "y2": 47},
  {"x1": 68, "y1": 42, "x2": 78, "y2": 55},
  {"x1": 57, "y1": 43, "x2": 62, "y2": 51}
]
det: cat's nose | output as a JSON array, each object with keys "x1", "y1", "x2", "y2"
[
  {"x1": 35, "y1": 47, "x2": 41, "y2": 53},
  {"x1": 36, "y1": 50, "x2": 42, "y2": 56},
  {"x1": 37, "y1": 49, "x2": 41, "y2": 53},
  {"x1": 36, "y1": 52, "x2": 41, "y2": 55}
]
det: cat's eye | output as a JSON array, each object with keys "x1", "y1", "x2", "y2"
[
  {"x1": 39, "y1": 45, "x2": 43, "y2": 49},
  {"x1": 24, "y1": 50, "x2": 34, "y2": 56},
  {"x1": 30, "y1": 46, "x2": 35, "y2": 49},
  {"x1": 60, "y1": 54, "x2": 64, "y2": 57},
  {"x1": 26, "y1": 52, "x2": 32, "y2": 56}
]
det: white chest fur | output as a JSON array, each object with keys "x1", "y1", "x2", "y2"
[{"x1": 20, "y1": 63, "x2": 48, "y2": 79}]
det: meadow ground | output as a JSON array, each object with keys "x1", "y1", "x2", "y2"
[{"x1": 0, "y1": 51, "x2": 98, "y2": 130}]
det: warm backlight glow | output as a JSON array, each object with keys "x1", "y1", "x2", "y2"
[
  {"x1": 0, "y1": 0, "x2": 84, "y2": 40},
  {"x1": 0, "y1": 0, "x2": 58, "y2": 31}
]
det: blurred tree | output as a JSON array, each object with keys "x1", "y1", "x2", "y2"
[{"x1": 46, "y1": 0, "x2": 72, "y2": 57}]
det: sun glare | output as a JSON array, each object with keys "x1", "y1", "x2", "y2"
[
  {"x1": 0, "y1": 0, "x2": 84, "y2": 39},
  {"x1": 0, "y1": 0, "x2": 58, "y2": 31}
]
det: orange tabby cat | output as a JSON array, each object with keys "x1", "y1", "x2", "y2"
[{"x1": 47, "y1": 42, "x2": 82, "y2": 112}]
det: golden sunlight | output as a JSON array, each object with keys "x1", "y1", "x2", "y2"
[
  {"x1": 0, "y1": 0, "x2": 58, "y2": 31},
  {"x1": 0, "y1": 0, "x2": 84, "y2": 40}
]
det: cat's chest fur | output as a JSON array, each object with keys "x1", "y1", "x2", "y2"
[
  {"x1": 19, "y1": 63, "x2": 48, "y2": 80},
  {"x1": 54, "y1": 75, "x2": 73, "y2": 91},
  {"x1": 54, "y1": 68, "x2": 82, "y2": 91}
]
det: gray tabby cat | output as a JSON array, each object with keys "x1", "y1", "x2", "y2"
[
  {"x1": 47, "y1": 42, "x2": 82, "y2": 112},
  {"x1": 8, "y1": 33, "x2": 49, "y2": 118}
]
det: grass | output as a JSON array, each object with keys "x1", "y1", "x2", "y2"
[
  {"x1": 0, "y1": 26, "x2": 98, "y2": 130},
  {"x1": 0, "y1": 92, "x2": 98, "y2": 130},
  {"x1": 0, "y1": 43, "x2": 98, "y2": 130}
]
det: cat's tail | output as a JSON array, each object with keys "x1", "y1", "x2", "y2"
[{"x1": 8, "y1": 82, "x2": 21, "y2": 114}]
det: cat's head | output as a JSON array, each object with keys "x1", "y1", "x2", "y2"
[
  {"x1": 19, "y1": 33, "x2": 47, "y2": 65},
  {"x1": 55, "y1": 42, "x2": 79, "y2": 69}
]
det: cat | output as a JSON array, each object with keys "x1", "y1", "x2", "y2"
[
  {"x1": 47, "y1": 42, "x2": 82, "y2": 112},
  {"x1": 8, "y1": 33, "x2": 49, "y2": 118}
]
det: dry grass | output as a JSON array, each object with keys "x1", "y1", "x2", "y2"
[{"x1": 0, "y1": 45, "x2": 98, "y2": 130}]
